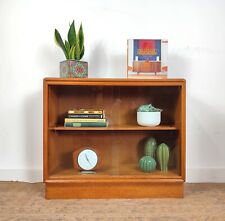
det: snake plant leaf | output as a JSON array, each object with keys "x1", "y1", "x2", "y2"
[
  {"x1": 54, "y1": 21, "x2": 85, "y2": 61},
  {"x1": 68, "y1": 20, "x2": 76, "y2": 46},
  {"x1": 69, "y1": 45, "x2": 75, "y2": 59},
  {"x1": 75, "y1": 37, "x2": 80, "y2": 60},
  {"x1": 65, "y1": 40, "x2": 70, "y2": 54},
  {"x1": 78, "y1": 23, "x2": 84, "y2": 53},
  {"x1": 80, "y1": 46, "x2": 85, "y2": 59},
  {"x1": 55, "y1": 29, "x2": 68, "y2": 59}
]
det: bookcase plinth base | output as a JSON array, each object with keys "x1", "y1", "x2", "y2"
[{"x1": 45, "y1": 180, "x2": 184, "y2": 199}]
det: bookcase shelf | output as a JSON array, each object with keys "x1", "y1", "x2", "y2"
[
  {"x1": 48, "y1": 166, "x2": 181, "y2": 180},
  {"x1": 49, "y1": 124, "x2": 178, "y2": 131},
  {"x1": 43, "y1": 78, "x2": 186, "y2": 199}
]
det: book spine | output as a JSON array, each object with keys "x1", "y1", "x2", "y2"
[
  {"x1": 65, "y1": 118, "x2": 106, "y2": 123},
  {"x1": 64, "y1": 122, "x2": 107, "y2": 127},
  {"x1": 68, "y1": 110, "x2": 104, "y2": 114},
  {"x1": 68, "y1": 114, "x2": 104, "y2": 119}
]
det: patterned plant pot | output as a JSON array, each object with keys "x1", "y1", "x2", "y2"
[{"x1": 60, "y1": 60, "x2": 88, "y2": 78}]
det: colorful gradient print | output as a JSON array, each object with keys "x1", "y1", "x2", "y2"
[{"x1": 133, "y1": 39, "x2": 161, "y2": 61}]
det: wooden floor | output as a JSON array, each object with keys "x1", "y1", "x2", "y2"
[{"x1": 0, "y1": 182, "x2": 225, "y2": 221}]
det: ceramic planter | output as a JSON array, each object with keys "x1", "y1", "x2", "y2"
[
  {"x1": 145, "y1": 137, "x2": 157, "y2": 157},
  {"x1": 137, "y1": 111, "x2": 161, "y2": 126},
  {"x1": 139, "y1": 156, "x2": 156, "y2": 172},
  {"x1": 60, "y1": 60, "x2": 88, "y2": 78},
  {"x1": 157, "y1": 143, "x2": 170, "y2": 172}
]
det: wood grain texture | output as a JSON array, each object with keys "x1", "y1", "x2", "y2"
[
  {"x1": 45, "y1": 180, "x2": 184, "y2": 199},
  {"x1": 43, "y1": 78, "x2": 186, "y2": 199},
  {"x1": 181, "y1": 82, "x2": 186, "y2": 180},
  {"x1": 47, "y1": 130, "x2": 179, "y2": 178},
  {"x1": 43, "y1": 80, "x2": 48, "y2": 180},
  {"x1": 49, "y1": 166, "x2": 181, "y2": 180}
]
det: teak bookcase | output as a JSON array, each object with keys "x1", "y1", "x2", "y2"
[{"x1": 43, "y1": 78, "x2": 186, "y2": 199}]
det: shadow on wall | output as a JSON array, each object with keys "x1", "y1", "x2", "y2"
[
  {"x1": 89, "y1": 41, "x2": 108, "y2": 78},
  {"x1": 24, "y1": 91, "x2": 43, "y2": 181},
  {"x1": 109, "y1": 54, "x2": 127, "y2": 78},
  {"x1": 169, "y1": 53, "x2": 190, "y2": 79},
  {"x1": 88, "y1": 41, "x2": 126, "y2": 78},
  {"x1": 187, "y1": 95, "x2": 225, "y2": 169},
  {"x1": 37, "y1": 44, "x2": 61, "y2": 77},
  {"x1": 38, "y1": 41, "x2": 127, "y2": 78}
]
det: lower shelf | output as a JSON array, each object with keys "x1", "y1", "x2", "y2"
[
  {"x1": 46, "y1": 164, "x2": 184, "y2": 199},
  {"x1": 49, "y1": 164, "x2": 181, "y2": 180}
]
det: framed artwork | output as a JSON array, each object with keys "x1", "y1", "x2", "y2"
[{"x1": 127, "y1": 39, "x2": 168, "y2": 79}]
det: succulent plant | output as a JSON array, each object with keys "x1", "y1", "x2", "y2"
[
  {"x1": 139, "y1": 156, "x2": 156, "y2": 172},
  {"x1": 156, "y1": 143, "x2": 170, "y2": 172},
  {"x1": 55, "y1": 20, "x2": 84, "y2": 60},
  {"x1": 145, "y1": 137, "x2": 157, "y2": 158},
  {"x1": 137, "y1": 104, "x2": 162, "y2": 112}
]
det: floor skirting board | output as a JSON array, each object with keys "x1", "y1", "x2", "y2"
[
  {"x1": 0, "y1": 169, "x2": 225, "y2": 183},
  {"x1": 0, "y1": 169, "x2": 42, "y2": 183},
  {"x1": 187, "y1": 168, "x2": 225, "y2": 183}
]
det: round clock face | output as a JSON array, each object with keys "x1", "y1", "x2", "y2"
[{"x1": 77, "y1": 149, "x2": 98, "y2": 171}]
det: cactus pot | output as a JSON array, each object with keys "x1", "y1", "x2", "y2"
[
  {"x1": 60, "y1": 60, "x2": 88, "y2": 78},
  {"x1": 137, "y1": 112, "x2": 161, "y2": 126}
]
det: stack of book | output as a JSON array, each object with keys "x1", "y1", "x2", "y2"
[{"x1": 64, "y1": 109, "x2": 108, "y2": 127}]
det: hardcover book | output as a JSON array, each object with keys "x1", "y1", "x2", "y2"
[
  {"x1": 68, "y1": 109, "x2": 104, "y2": 114},
  {"x1": 68, "y1": 114, "x2": 104, "y2": 119},
  {"x1": 64, "y1": 118, "x2": 106, "y2": 123},
  {"x1": 127, "y1": 39, "x2": 168, "y2": 78},
  {"x1": 64, "y1": 121, "x2": 107, "y2": 127}
]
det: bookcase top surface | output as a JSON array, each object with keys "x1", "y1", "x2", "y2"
[{"x1": 44, "y1": 78, "x2": 185, "y2": 86}]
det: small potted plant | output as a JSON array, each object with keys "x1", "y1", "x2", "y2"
[
  {"x1": 55, "y1": 20, "x2": 88, "y2": 78},
  {"x1": 137, "y1": 104, "x2": 162, "y2": 126}
]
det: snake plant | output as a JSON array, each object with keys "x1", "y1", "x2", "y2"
[{"x1": 54, "y1": 20, "x2": 84, "y2": 60}]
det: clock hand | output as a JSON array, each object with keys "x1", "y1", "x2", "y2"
[{"x1": 85, "y1": 154, "x2": 91, "y2": 165}]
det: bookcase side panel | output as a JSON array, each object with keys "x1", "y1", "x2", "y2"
[
  {"x1": 43, "y1": 80, "x2": 49, "y2": 180},
  {"x1": 181, "y1": 82, "x2": 186, "y2": 180}
]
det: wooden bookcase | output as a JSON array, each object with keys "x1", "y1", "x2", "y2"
[{"x1": 43, "y1": 78, "x2": 186, "y2": 199}]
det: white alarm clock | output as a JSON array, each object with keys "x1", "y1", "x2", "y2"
[{"x1": 77, "y1": 149, "x2": 98, "y2": 171}]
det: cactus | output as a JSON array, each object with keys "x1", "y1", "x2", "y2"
[
  {"x1": 55, "y1": 20, "x2": 84, "y2": 60},
  {"x1": 156, "y1": 143, "x2": 170, "y2": 172},
  {"x1": 139, "y1": 156, "x2": 156, "y2": 172},
  {"x1": 144, "y1": 137, "x2": 157, "y2": 158},
  {"x1": 137, "y1": 104, "x2": 162, "y2": 112}
]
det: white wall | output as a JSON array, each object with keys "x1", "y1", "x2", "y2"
[{"x1": 0, "y1": 0, "x2": 225, "y2": 182}]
